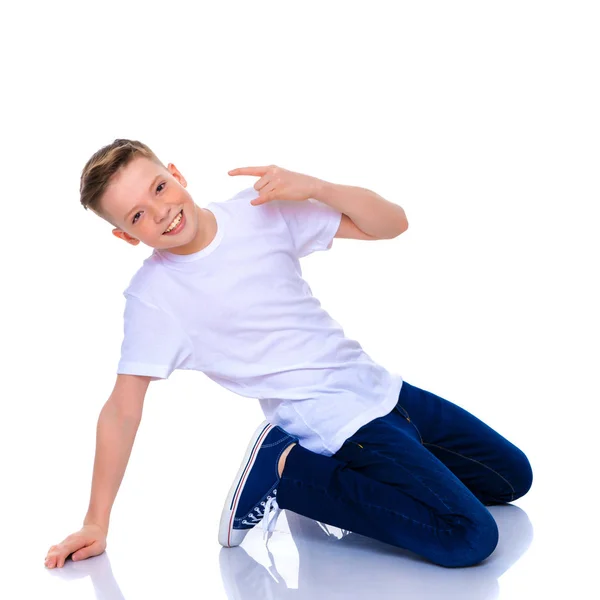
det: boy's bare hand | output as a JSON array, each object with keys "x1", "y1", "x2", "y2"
[
  {"x1": 228, "y1": 165, "x2": 323, "y2": 206},
  {"x1": 44, "y1": 524, "x2": 107, "y2": 569}
]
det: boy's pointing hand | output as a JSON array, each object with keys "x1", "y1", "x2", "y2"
[{"x1": 228, "y1": 165, "x2": 323, "y2": 206}]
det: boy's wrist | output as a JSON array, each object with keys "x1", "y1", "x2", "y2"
[{"x1": 83, "y1": 514, "x2": 109, "y2": 535}]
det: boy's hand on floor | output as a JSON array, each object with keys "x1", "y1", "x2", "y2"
[{"x1": 44, "y1": 524, "x2": 107, "y2": 569}]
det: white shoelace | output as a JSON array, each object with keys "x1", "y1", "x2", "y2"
[{"x1": 261, "y1": 496, "x2": 282, "y2": 542}]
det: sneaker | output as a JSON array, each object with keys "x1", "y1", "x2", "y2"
[{"x1": 219, "y1": 421, "x2": 298, "y2": 548}]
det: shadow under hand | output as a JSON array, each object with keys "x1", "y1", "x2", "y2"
[
  {"x1": 45, "y1": 551, "x2": 126, "y2": 600},
  {"x1": 220, "y1": 504, "x2": 533, "y2": 600}
]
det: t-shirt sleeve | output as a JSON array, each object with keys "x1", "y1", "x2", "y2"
[
  {"x1": 276, "y1": 198, "x2": 343, "y2": 258},
  {"x1": 116, "y1": 294, "x2": 194, "y2": 381}
]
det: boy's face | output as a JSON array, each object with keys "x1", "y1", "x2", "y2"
[{"x1": 100, "y1": 156, "x2": 204, "y2": 253}]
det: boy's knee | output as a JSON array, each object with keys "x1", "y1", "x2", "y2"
[
  {"x1": 509, "y1": 450, "x2": 533, "y2": 501},
  {"x1": 436, "y1": 510, "x2": 499, "y2": 568},
  {"x1": 487, "y1": 448, "x2": 534, "y2": 504},
  {"x1": 465, "y1": 513, "x2": 499, "y2": 567}
]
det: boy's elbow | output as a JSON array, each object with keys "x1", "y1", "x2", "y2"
[{"x1": 393, "y1": 218, "x2": 408, "y2": 237}]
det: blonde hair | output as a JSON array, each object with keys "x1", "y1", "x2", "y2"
[{"x1": 80, "y1": 139, "x2": 166, "y2": 227}]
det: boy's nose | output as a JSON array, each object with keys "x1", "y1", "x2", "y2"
[{"x1": 156, "y1": 208, "x2": 172, "y2": 224}]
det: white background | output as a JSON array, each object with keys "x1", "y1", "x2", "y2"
[{"x1": 1, "y1": 1, "x2": 598, "y2": 598}]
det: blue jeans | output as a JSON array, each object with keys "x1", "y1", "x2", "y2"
[{"x1": 276, "y1": 381, "x2": 533, "y2": 568}]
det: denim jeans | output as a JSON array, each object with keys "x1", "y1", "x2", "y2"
[{"x1": 276, "y1": 381, "x2": 533, "y2": 568}]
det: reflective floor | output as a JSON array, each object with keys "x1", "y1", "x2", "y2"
[
  {"x1": 219, "y1": 506, "x2": 533, "y2": 600},
  {"x1": 37, "y1": 506, "x2": 533, "y2": 600}
]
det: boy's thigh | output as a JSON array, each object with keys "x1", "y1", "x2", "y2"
[
  {"x1": 396, "y1": 381, "x2": 533, "y2": 504},
  {"x1": 334, "y1": 409, "x2": 485, "y2": 516}
]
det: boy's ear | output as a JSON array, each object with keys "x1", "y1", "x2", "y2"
[
  {"x1": 112, "y1": 228, "x2": 140, "y2": 246},
  {"x1": 168, "y1": 162, "x2": 187, "y2": 187}
]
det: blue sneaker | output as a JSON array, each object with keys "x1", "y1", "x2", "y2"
[{"x1": 219, "y1": 421, "x2": 298, "y2": 548}]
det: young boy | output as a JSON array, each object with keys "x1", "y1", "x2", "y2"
[{"x1": 45, "y1": 139, "x2": 533, "y2": 570}]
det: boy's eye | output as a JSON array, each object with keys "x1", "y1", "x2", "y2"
[
  {"x1": 157, "y1": 182, "x2": 165, "y2": 193},
  {"x1": 132, "y1": 212, "x2": 142, "y2": 224}
]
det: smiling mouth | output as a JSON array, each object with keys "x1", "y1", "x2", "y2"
[{"x1": 163, "y1": 210, "x2": 184, "y2": 235}]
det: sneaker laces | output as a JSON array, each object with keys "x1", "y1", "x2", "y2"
[{"x1": 261, "y1": 495, "x2": 282, "y2": 542}]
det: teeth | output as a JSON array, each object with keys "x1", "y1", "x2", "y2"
[{"x1": 164, "y1": 211, "x2": 182, "y2": 233}]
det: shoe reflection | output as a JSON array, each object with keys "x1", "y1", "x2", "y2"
[{"x1": 219, "y1": 505, "x2": 533, "y2": 600}]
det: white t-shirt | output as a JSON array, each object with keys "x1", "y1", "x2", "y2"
[{"x1": 117, "y1": 186, "x2": 403, "y2": 455}]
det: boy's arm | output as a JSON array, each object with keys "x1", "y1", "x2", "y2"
[
  {"x1": 46, "y1": 373, "x2": 152, "y2": 568},
  {"x1": 315, "y1": 180, "x2": 408, "y2": 240},
  {"x1": 228, "y1": 165, "x2": 408, "y2": 239},
  {"x1": 334, "y1": 213, "x2": 380, "y2": 241},
  {"x1": 83, "y1": 374, "x2": 151, "y2": 532}
]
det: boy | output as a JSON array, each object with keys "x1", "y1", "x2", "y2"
[{"x1": 45, "y1": 139, "x2": 532, "y2": 570}]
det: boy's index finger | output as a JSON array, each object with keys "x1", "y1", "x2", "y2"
[{"x1": 228, "y1": 166, "x2": 269, "y2": 177}]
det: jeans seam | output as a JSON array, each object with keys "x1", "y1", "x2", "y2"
[
  {"x1": 411, "y1": 423, "x2": 424, "y2": 445},
  {"x1": 262, "y1": 435, "x2": 294, "y2": 449},
  {"x1": 395, "y1": 405, "x2": 424, "y2": 445},
  {"x1": 422, "y1": 442, "x2": 516, "y2": 501},
  {"x1": 284, "y1": 478, "x2": 453, "y2": 533}
]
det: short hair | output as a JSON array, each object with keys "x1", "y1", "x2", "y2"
[{"x1": 80, "y1": 139, "x2": 166, "y2": 227}]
